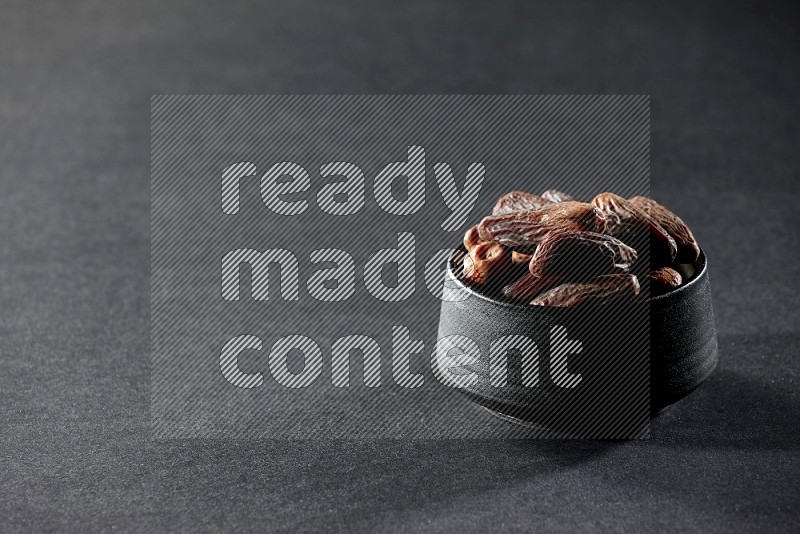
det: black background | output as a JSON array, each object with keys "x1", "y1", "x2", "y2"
[{"x1": 2, "y1": 1, "x2": 799, "y2": 532}]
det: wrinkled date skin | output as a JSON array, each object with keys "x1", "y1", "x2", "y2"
[
  {"x1": 459, "y1": 189, "x2": 700, "y2": 306},
  {"x1": 528, "y1": 231, "x2": 638, "y2": 278},
  {"x1": 492, "y1": 191, "x2": 553, "y2": 215},
  {"x1": 592, "y1": 192, "x2": 677, "y2": 265},
  {"x1": 647, "y1": 266, "x2": 683, "y2": 296},
  {"x1": 629, "y1": 196, "x2": 700, "y2": 263},
  {"x1": 530, "y1": 273, "x2": 641, "y2": 307},
  {"x1": 462, "y1": 241, "x2": 512, "y2": 286},
  {"x1": 478, "y1": 201, "x2": 607, "y2": 248},
  {"x1": 463, "y1": 225, "x2": 482, "y2": 252},
  {"x1": 503, "y1": 272, "x2": 564, "y2": 302},
  {"x1": 501, "y1": 231, "x2": 636, "y2": 302},
  {"x1": 541, "y1": 189, "x2": 576, "y2": 203}
]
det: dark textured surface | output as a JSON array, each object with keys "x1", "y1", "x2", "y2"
[{"x1": 2, "y1": 1, "x2": 799, "y2": 532}]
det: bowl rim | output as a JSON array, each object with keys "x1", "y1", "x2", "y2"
[{"x1": 446, "y1": 246, "x2": 708, "y2": 310}]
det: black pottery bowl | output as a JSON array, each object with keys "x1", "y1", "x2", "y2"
[{"x1": 435, "y1": 248, "x2": 718, "y2": 436}]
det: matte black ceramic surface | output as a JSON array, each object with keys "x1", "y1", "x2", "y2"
[{"x1": 436, "y1": 249, "x2": 718, "y2": 433}]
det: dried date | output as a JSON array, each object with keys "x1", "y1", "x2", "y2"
[
  {"x1": 460, "y1": 188, "x2": 698, "y2": 306},
  {"x1": 528, "y1": 231, "x2": 638, "y2": 279},
  {"x1": 478, "y1": 201, "x2": 607, "y2": 248},
  {"x1": 463, "y1": 225, "x2": 482, "y2": 252},
  {"x1": 502, "y1": 272, "x2": 564, "y2": 302},
  {"x1": 501, "y1": 231, "x2": 636, "y2": 301},
  {"x1": 492, "y1": 191, "x2": 553, "y2": 215},
  {"x1": 647, "y1": 266, "x2": 682, "y2": 296},
  {"x1": 629, "y1": 196, "x2": 700, "y2": 263},
  {"x1": 530, "y1": 274, "x2": 641, "y2": 307},
  {"x1": 462, "y1": 241, "x2": 512, "y2": 286},
  {"x1": 541, "y1": 189, "x2": 576, "y2": 203},
  {"x1": 592, "y1": 192, "x2": 677, "y2": 264}
]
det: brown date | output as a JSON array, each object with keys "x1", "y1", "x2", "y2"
[
  {"x1": 460, "y1": 188, "x2": 700, "y2": 306},
  {"x1": 541, "y1": 189, "x2": 576, "y2": 203},
  {"x1": 463, "y1": 225, "x2": 482, "y2": 252},
  {"x1": 462, "y1": 241, "x2": 512, "y2": 286},
  {"x1": 503, "y1": 231, "x2": 635, "y2": 301},
  {"x1": 502, "y1": 272, "x2": 564, "y2": 302},
  {"x1": 530, "y1": 274, "x2": 641, "y2": 307},
  {"x1": 478, "y1": 201, "x2": 607, "y2": 248},
  {"x1": 528, "y1": 231, "x2": 638, "y2": 279},
  {"x1": 492, "y1": 191, "x2": 553, "y2": 215},
  {"x1": 629, "y1": 196, "x2": 700, "y2": 263},
  {"x1": 647, "y1": 266, "x2": 683, "y2": 296},
  {"x1": 592, "y1": 192, "x2": 677, "y2": 264}
]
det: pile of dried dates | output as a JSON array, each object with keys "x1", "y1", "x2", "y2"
[{"x1": 458, "y1": 190, "x2": 701, "y2": 306}]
